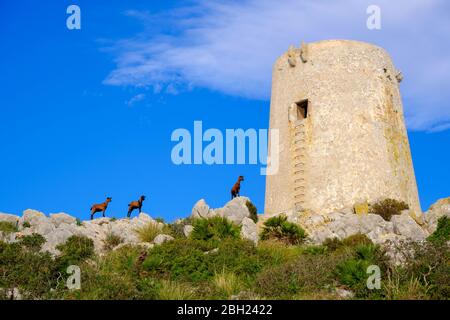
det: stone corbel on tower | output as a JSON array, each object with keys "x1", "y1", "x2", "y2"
[
  {"x1": 299, "y1": 41, "x2": 308, "y2": 63},
  {"x1": 395, "y1": 70, "x2": 403, "y2": 83},
  {"x1": 287, "y1": 45, "x2": 297, "y2": 67}
]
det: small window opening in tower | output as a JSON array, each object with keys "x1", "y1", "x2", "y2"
[{"x1": 296, "y1": 99, "x2": 308, "y2": 119}]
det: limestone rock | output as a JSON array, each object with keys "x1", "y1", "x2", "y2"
[
  {"x1": 153, "y1": 234, "x2": 174, "y2": 245},
  {"x1": 20, "y1": 209, "x2": 47, "y2": 226},
  {"x1": 335, "y1": 288, "x2": 354, "y2": 299},
  {"x1": 424, "y1": 197, "x2": 450, "y2": 233},
  {"x1": 216, "y1": 197, "x2": 251, "y2": 225},
  {"x1": 19, "y1": 209, "x2": 55, "y2": 236},
  {"x1": 391, "y1": 212, "x2": 428, "y2": 241},
  {"x1": 0, "y1": 212, "x2": 19, "y2": 225},
  {"x1": 183, "y1": 225, "x2": 194, "y2": 238},
  {"x1": 240, "y1": 217, "x2": 258, "y2": 244},
  {"x1": 191, "y1": 199, "x2": 212, "y2": 219},
  {"x1": 50, "y1": 213, "x2": 77, "y2": 227}
]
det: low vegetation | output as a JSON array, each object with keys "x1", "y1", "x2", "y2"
[
  {"x1": 245, "y1": 201, "x2": 258, "y2": 223},
  {"x1": 135, "y1": 222, "x2": 163, "y2": 243},
  {"x1": 103, "y1": 233, "x2": 124, "y2": 251},
  {"x1": 0, "y1": 214, "x2": 448, "y2": 300},
  {"x1": 0, "y1": 221, "x2": 18, "y2": 234},
  {"x1": 260, "y1": 215, "x2": 307, "y2": 245},
  {"x1": 190, "y1": 216, "x2": 241, "y2": 245},
  {"x1": 370, "y1": 198, "x2": 409, "y2": 221},
  {"x1": 427, "y1": 216, "x2": 450, "y2": 244}
]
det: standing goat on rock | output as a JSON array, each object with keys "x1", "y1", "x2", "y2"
[
  {"x1": 128, "y1": 195, "x2": 146, "y2": 218},
  {"x1": 90, "y1": 197, "x2": 112, "y2": 220},
  {"x1": 231, "y1": 176, "x2": 244, "y2": 199}
]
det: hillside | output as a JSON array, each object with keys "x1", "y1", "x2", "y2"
[{"x1": 0, "y1": 197, "x2": 449, "y2": 300}]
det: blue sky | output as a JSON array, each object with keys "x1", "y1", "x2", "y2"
[{"x1": 0, "y1": 0, "x2": 449, "y2": 221}]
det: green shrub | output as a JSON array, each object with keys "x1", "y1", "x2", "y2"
[
  {"x1": 260, "y1": 215, "x2": 307, "y2": 245},
  {"x1": 322, "y1": 237, "x2": 343, "y2": 251},
  {"x1": 399, "y1": 241, "x2": 450, "y2": 299},
  {"x1": 167, "y1": 218, "x2": 192, "y2": 239},
  {"x1": 334, "y1": 243, "x2": 386, "y2": 298},
  {"x1": 370, "y1": 198, "x2": 409, "y2": 221},
  {"x1": 323, "y1": 234, "x2": 374, "y2": 253},
  {"x1": 103, "y1": 233, "x2": 124, "y2": 251},
  {"x1": 0, "y1": 221, "x2": 18, "y2": 233},
  {"x1": 56, "y1": 235, "x2": 95, "y2": 271},
  {"x1": 336, "y1": 259, "x2": 372, "y2": 294},
  {"x1": 19, "y1": 233, "x2": 46, "y2": 251},
  {"x1": 190, "y1": 216, "x2": 241, "y2": 245},
  {"x1": 427, "y1": 216, "x2": 450, "y2": 244},
  {"x1": 155, "y1": 217, "x2": 165, "y2": 224},
  {"x1": 142, "y1": 238, "x2": 260, "y2": 283},
  {"x1": 59, "y1": 245, "x2": 150, "y2": 300},
  {"x1": 255, "y1": 250, "x2": 351, "y2": 299},
  {"x1": 302, "y1": 245, "x2": 328, "y2": 255},
  {"x1": 110, "y1": 217, "x2": 117, "y2": 222},
  {"x1": 76, "y1": 218, "x2": 82, "y2": 226},
  {"x1": 22, "y1": 221, "x2": 31, "y2": 229},
  {"x1": 135, "y1": 222, "x2": 162, "y2": 243},
  {"x1": 142, "y1": 239, "x2": 212, "y2": 282},
  {"x1": 0, "y1": 241, "x2": 57, "y2": 300},
  {"x1": 257, "y1": 240, "x2": 303, "y2": 266},
  {"x1": 343, "y1": 234, "x2": 373, "y2": 247},
  {"x1": 246, "y1": 201, "x2": 258, "y2": 223}
]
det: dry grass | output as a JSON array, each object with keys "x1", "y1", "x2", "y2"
[
  {"x1": 383, "y1": 272, "x2": 431, "y2": 300},
  {"x1": 135, "y1": 222, "x2": 162, "y2": 243},
  {"x1": 213, "y1": 268, "x2": 242, "y2": 297},
  {"x1": 157, "y1": 280, "x2": 194, "y2": 300}
]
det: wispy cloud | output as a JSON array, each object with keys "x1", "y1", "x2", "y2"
[
  {"x1": 126, "y1": 93, "x2": 146, "y2": 107},
  {"x1": 104, "y1": 0, "x2": 450, "y2": 132}
]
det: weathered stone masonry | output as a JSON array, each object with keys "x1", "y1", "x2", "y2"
[{"x1": 265, "y1": 40, "x2": 421, "y2": 219}]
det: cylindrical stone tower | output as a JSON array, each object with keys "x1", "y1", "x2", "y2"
[{"x1": 265, "y1": 40, "x2": 421, "y2": 219}]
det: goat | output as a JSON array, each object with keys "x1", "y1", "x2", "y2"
[
  {"x1": 90, "y1": 197, "x2": 112, "y2": 220},
  {"x1": 128, "y1": 195, "x2": 146, "y2": 218},
  {"x1": 231, "y1": 176, "x2": 244, "y2": 199}
]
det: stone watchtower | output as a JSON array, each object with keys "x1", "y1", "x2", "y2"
[{"x1": 265, "y1": 40, "x2": 422, "y2": 219}]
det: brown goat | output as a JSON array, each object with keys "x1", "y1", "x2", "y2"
[
  {"x1": 231, "y1": 176, "x2": 244, "y2": 199},
  {"x1": 128, "y1": 195, "x2": 146, "y2": 218},
  {"x1": 90, "y1": 197, "x2": 112, "y2": 220}
]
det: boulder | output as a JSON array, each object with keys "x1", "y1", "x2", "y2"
[
  {"x1": 216, "y1": 197, "x2": 251, "y2": 225},
  {"x1": 391, "y1": 212, "x2": 428, "y2": 241},
  {"x1": 153, "y1": 234, "x2": 174, "y2": 245},
  {"x1": 41, "y1": 227, "x2": 75, "y2": 255},
  {"x1": 183, "y1": 225, "x2": 194, "y2": 238},
  {"x1": 424, "y1": 197, "x2": 450, "y2": 233},
  {"x1": 19, "y1": 209, "x2": 55, "y2": 236},
  {"x1": 20, "y1": 209, "x2": 47, "y2": 226},
  {"x1": 50, "y1": 213, "x2": 77, "y2": 227},
  {"x1": 327, "y1": 214, "x2": 360, "y2": 239},
  {"x1": 0, "y1": 213, "x2": 19, "y2": 225},
  {"x1": 240, "y1": 217, "x2": 258, "y2": 244},
  {"x1": 191, "y1": 199, "x2": 212, "y2": 219}
]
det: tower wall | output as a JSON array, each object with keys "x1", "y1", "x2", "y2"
[{"x1": 265, "y1": 40, "x2": 421, "y2": 218}]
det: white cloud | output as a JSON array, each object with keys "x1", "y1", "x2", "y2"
[
  {"x1": 126, "y1": 93, "x2": 146, "y2": 107},
  {"x1": 104, "y1": 0, "x2": 450, "y2": 132}
]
